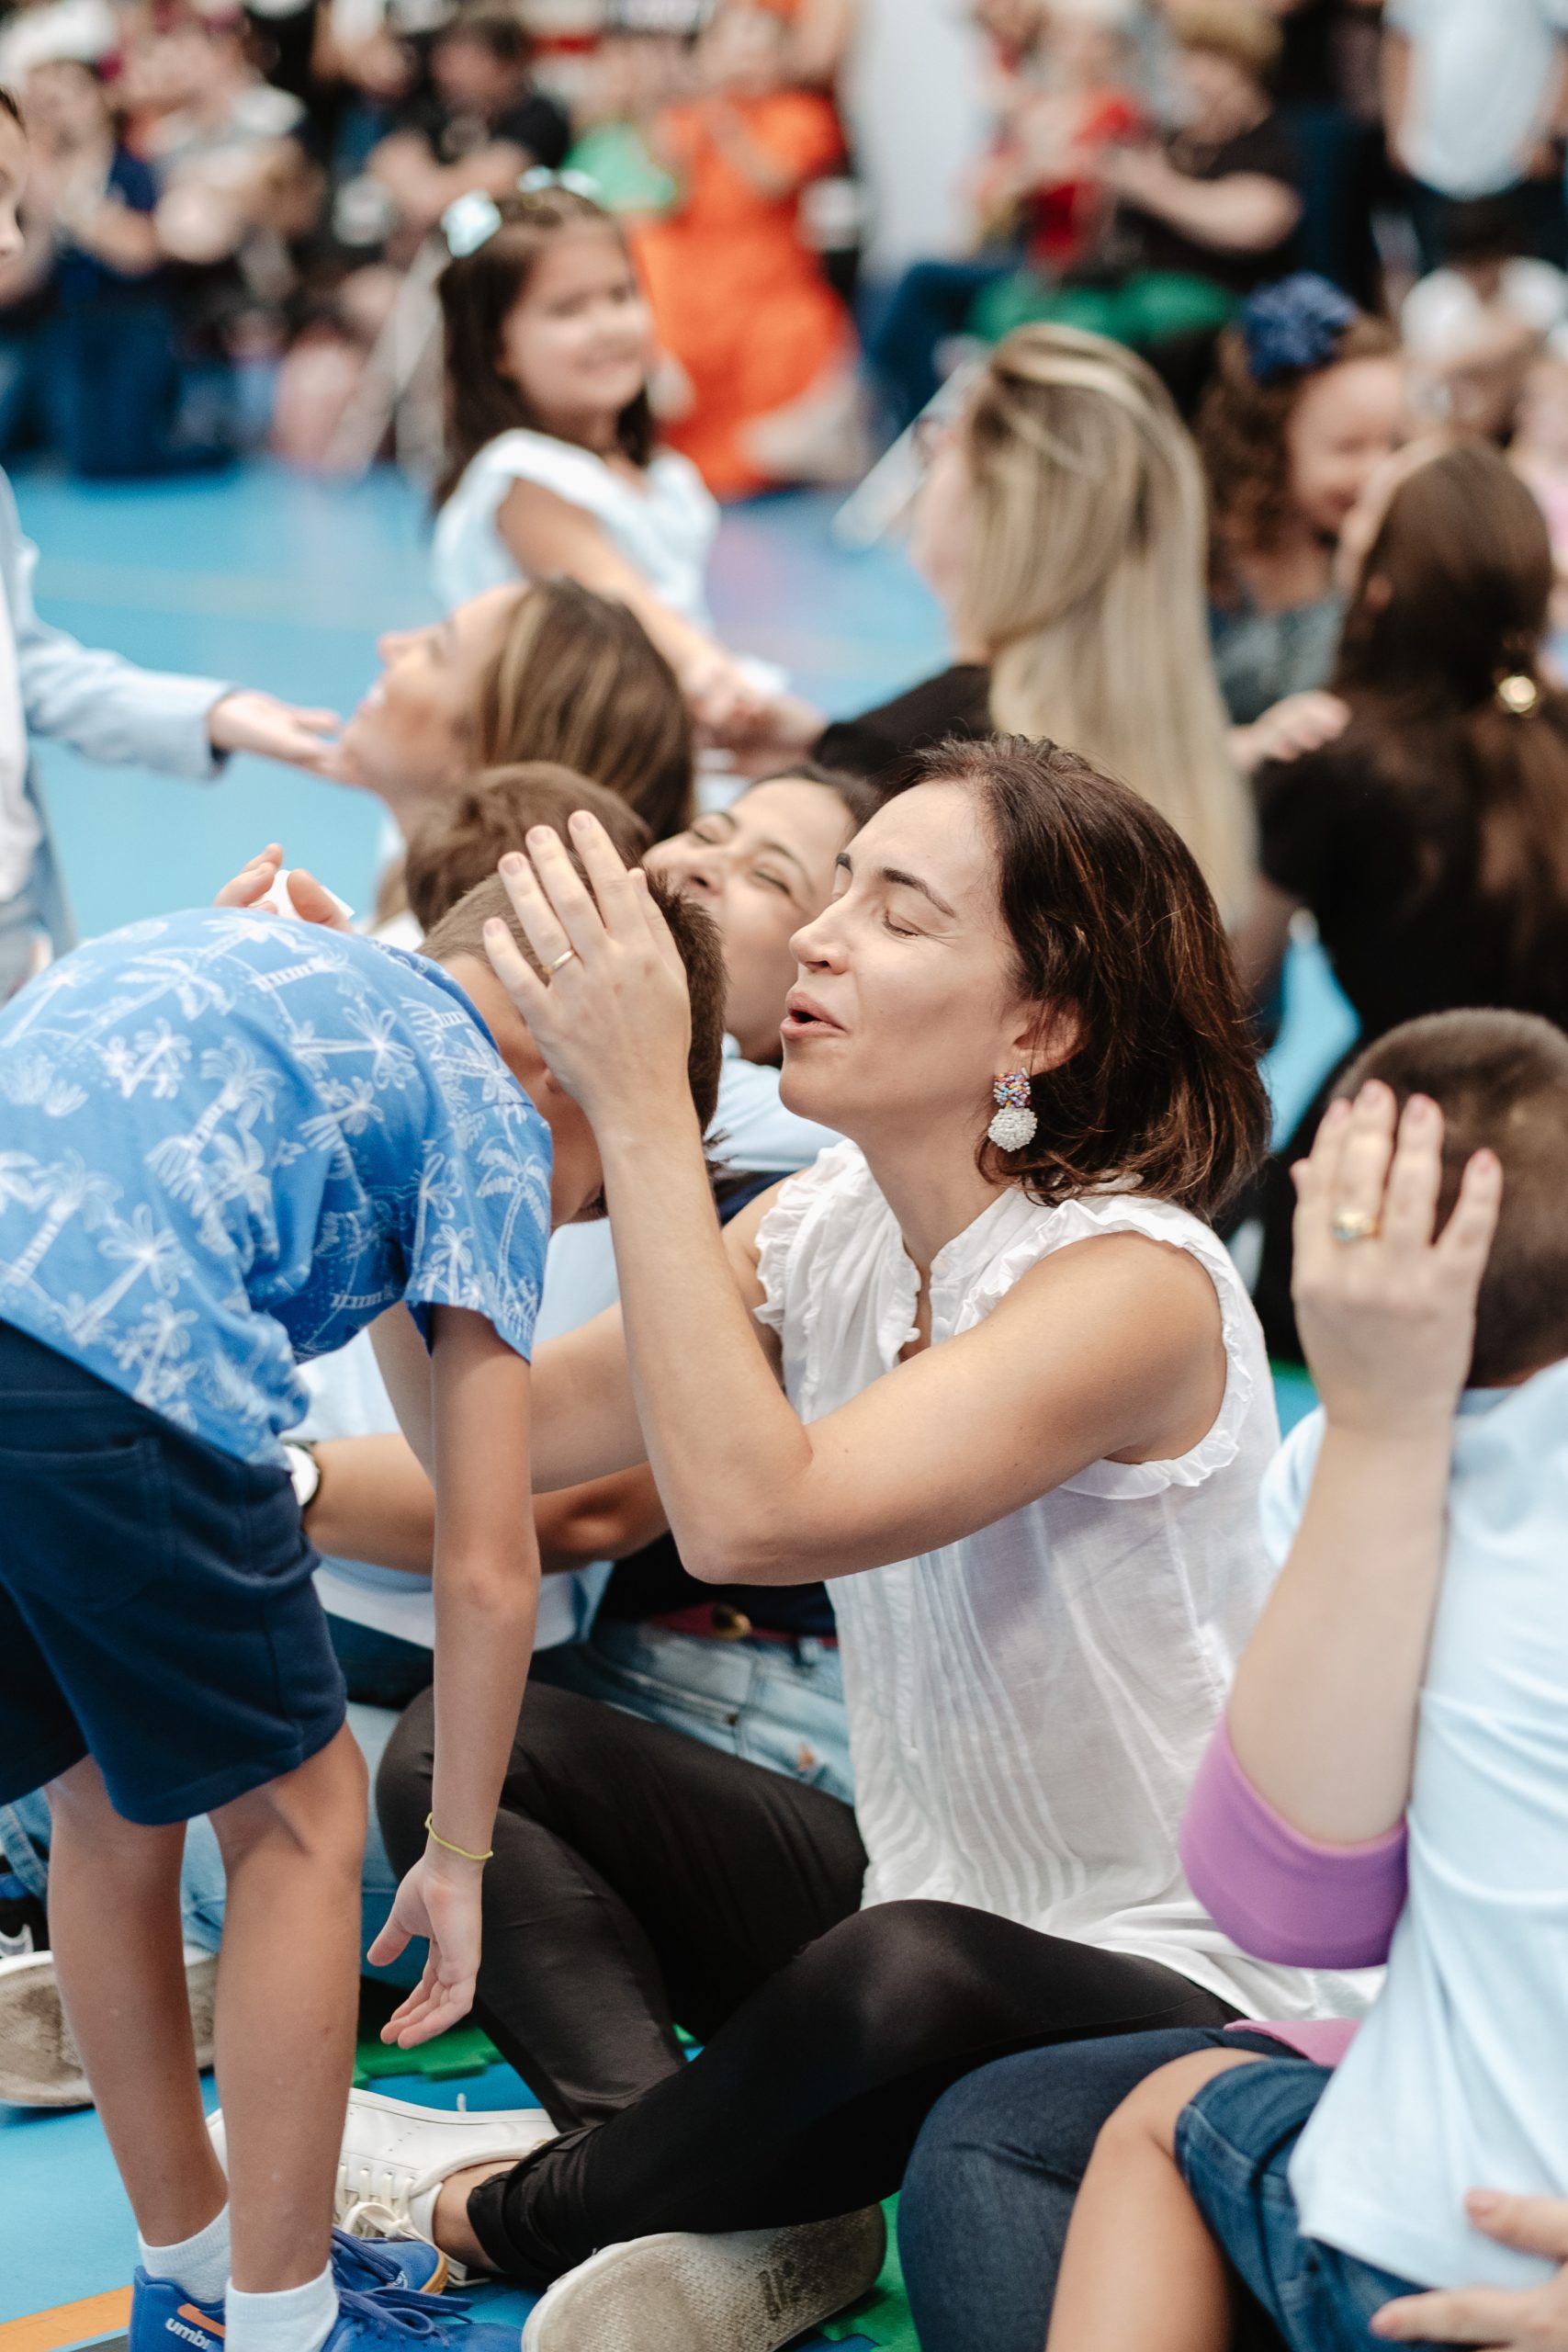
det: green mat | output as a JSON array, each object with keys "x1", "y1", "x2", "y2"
[
  {"x1": 354, "y1": 2022, "x2": 504, "y2": 2086},
  {"x1": 821, "y1": 2200, "x2": 917, "y2": 2352}
]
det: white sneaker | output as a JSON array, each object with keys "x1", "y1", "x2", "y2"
[
  {"x1": 0, "y1": 1943, "x2": 217, "y2": 2109},
  {"x1": 520, "y1": 2210, "x2": 887, "y2": 2352},
  {"x1": 211, "y1": 2086, "x2": 557, "y2": 2284}
]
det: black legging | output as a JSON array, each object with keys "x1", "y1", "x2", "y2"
[{"x1": 378, "y1": 1680, "x2": 1240, "y2": 2288}]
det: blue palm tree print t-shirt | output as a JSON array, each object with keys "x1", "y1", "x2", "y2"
[{"x1": 0, "y1": 910, "x2": 551, "y2": 1465}]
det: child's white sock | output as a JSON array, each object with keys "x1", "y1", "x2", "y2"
[
  {"x1": 226, "y1": 2264, "x2": 338, "y2": 2352},
  {"x1": 138, "y1": 2206, "x2": 231, "y2": 2307}
]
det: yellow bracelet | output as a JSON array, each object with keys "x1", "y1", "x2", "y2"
[{"x1": 423, "y1": 1813, "x2": 494, "y2": 1864}]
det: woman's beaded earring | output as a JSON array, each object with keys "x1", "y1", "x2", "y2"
[{"x1": 987, "y1": 1069, "x2": 1037, "y2": 1150}]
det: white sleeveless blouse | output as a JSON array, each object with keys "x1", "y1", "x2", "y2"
[{"x1": 755, "y1": 1142, "x2": 1367, "y2": 2024}]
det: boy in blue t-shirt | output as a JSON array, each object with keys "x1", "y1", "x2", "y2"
[{"x1": 0, "y1": 871, "x2": 723, "y2": 2352}]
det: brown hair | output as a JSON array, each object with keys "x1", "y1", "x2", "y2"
[
  {"x1": 435, "y1": 6, "x2": 530, "y2": 63},
  {"x1": 404, "y1": 762, "x2": 651, "y2": 935},
  {"x1": 424, "y1": 866, "x2": 728, "y2": 1140},
  {"x1": 1339, "y1": 1011, "x2": 1568, "y2": 1385},
  {"x1": 1199, "y1": 310, "x2": 1398, "y2": 574},
  {"x1": 476, "y1": 578, "x2": 694, "y2": 842},
  {"x1": 1165, "y1": 0, "x2": 1280, "y2": 76},
  {"x1": 886, "y1": 736, "x2": 1269, "y2": 1221},
  {"x1": 1331, "y1": 439, "x2": 1568, "y2": 972},
  {"x1": 435, "y1": 184, "x2": 653, "y2": 505},
  {"x1": 751, "y1": 757, "x2": 881, "y2": 831},
  {"x1": 0, "y1": 86, "x2": 20, "y2": 127}
]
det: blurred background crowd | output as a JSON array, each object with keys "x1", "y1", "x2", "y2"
[{"x1": 0, "y1": 0, "x2": 1564, "y2": 499}]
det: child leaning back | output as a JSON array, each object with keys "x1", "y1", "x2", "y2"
[
  {"x1": 0, "y1": 875, "x2": 722, "y2": 2352},
  {"x1": 1045, "y1": 1006, "x2": 1568, "y2": 2352}
]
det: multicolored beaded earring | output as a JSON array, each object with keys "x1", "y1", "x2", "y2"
[{"x1": 987, "y1": 1069, "x2": 1037, "y2": 1150}]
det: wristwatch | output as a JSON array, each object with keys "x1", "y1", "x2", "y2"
[{"x1": 283, "y1": 1439, "x2": 322, "y2": 1518}]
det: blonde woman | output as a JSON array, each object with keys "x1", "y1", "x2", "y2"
[{"x1": 793, "y1": 326, "x2": 1257, "y2": 922}]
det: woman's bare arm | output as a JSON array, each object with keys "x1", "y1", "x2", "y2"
[{"x1": 487, "y1": 822, "x2": 1229, "y2": 1588}]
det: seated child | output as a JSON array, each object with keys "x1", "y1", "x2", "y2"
[
  {"x1": 1045, "y1": 1007, "x2": 1568, "y2": 2352},
  {"x1": 0, "y1": 871, "x2": 723, "y2": 2352}
]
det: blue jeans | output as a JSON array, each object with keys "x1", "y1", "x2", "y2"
[
  {"x1": 898, "y1": 2025, "x2": 1294, "y2": 2352},
  {"x1": 1179, "y1": 2059, "x2": 1428, "y2": 2352},
  {"x1": 534, "y1": 1618, "x2": 853, "y2": 1807}
]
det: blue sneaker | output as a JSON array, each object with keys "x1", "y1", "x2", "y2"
[
  {"x1": 322, "y1": 2286, "x2": 522, "y2": 2352},
  {"x1": 129, "y1": 2274, "x2": 227, "y2": 2352},
  {"x1": 332, "y1": 2231, "x2": 448, "y2": 2297},
  {"x1": 130, "y1": 2236, "x2": 451, "y2": 2352}
]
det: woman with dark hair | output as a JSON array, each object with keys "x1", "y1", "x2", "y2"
[
  {"x1": 1198, "y1": 275, "x2": 1405, "y2": 725},
  {"x1": 347, "y1": 738, "x2": 1366, "y2": 2352},
  {"x1": 1239, "y1": 433, "x2": 1568, "y2": 1353}
]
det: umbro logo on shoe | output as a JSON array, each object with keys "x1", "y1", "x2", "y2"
[{"x1": 165, "y1": 2306, "x2": 224, "y2": 2349}]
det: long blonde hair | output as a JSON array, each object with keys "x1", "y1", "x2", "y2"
[{"x1": 957, "y1": 325, "x2": 1254, "y2": 921}]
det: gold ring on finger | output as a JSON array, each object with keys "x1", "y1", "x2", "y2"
[
  {"x1": 1331, "y1": 1208, "x2": 1380, "y2": 1245},
  {"x1": 544, "y1": 948, "x2": 578, "y2": 978}
]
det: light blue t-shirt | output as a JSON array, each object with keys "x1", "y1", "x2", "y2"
[
  {"x1": 0, "y1": 909, "x2": 551, "y2": 1466},
  {"x1": 1262, "y1": 1361, "x2": 1568, "y2": 2291}
]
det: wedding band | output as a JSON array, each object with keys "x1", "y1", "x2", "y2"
[
  {"x1": 544, "y1": 948, "x2": 577, "y2": 977},
  {"x1": 1331, "y1": 1209, "x2": 1379, "y2": 1245}
]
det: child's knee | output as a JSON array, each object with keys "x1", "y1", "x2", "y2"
[
  {"x1": 1100, "y1": 2049, "x2": 1267, "y2": 2164},
  {"x1": 212, "y1": 1724, "x2": 367, "y2": 1875}
]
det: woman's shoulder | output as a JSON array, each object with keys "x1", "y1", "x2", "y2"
[
  {"x1": 963, "y1": 1190, "x2": 1244, "y2": 1306},
  {"x1": 977, "y1": 1193, "x2": 1271, "y2": 1497}
]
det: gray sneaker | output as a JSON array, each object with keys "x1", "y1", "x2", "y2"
[
  {"x1": 520, "y1": 2209, "x2": 887, "y2": 2352},
  {"x1": 0, "y1": 1944, "x2": 217, "y2": 2108}
]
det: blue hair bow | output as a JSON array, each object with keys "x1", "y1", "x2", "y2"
[{"x1": 1239, "y1": 273, "x2": 1358, "y2": 385}]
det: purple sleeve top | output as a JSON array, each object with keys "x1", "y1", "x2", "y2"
[{"x1": 1181, "y1": 1718, "x2": 1408, "y2": 1973}]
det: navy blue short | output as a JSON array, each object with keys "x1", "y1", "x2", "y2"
[
  {"x1": 1176, "y1": 2058, "x2": 1427, "y2": 2352},
  {"x1": 0, "y1": 1319, "x2": 345, "y2": 1826}
]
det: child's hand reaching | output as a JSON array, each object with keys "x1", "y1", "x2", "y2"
[
  {"x1": 368, "y1": 1851, "x2": 484, "y2": 2049},
  {"x1": 1292, "y1": 1081, "x2": 1503, "y2": 1441},
  {"x1": 213, "y1": 844, "x2": 355, "y2": 931}
]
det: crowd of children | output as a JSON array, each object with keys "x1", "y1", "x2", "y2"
[{"x1": 5, "y1": 6, "x2": 1568, "y2": 2352}]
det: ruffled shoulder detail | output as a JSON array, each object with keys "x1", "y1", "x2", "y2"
[
  {"x1": 963, "y1": 1193, "x2": 1260, "y2": 1498},
  {"x1": 753, "y1": 1139, "x2": 877, "y2": 1338},
  {"x1": 470, "y1": 429, "x2": 624, "y2": 518}
]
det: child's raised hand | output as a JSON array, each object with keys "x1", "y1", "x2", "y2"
[
  {"x1": 487, "y1": 813, "x2": 694, "y2": 1135},
  {"x1": 212, "y1": 847, "x2": 354, "y2": 931},
  {"x1": 368, "y1": 1852, "x2": 483, "y2": 2049},
  {"x1": 1292, "y1": 1081, "x2": 1503, "y2": 1440},
  {"x1": 214, "y1": 844, "x2": 286, "y2": 908}
]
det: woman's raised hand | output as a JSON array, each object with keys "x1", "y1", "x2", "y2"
[
  {"x1": 487, "y1": 811, "x2": 695, "y2": 1132},
  {"x1": 1291, "y1": 1082, "x2": 1502, "y2": 1441}
]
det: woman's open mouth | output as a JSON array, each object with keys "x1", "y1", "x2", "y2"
[{"x1": 781, "y1": 990, "x2": 843, "y2": 1042}]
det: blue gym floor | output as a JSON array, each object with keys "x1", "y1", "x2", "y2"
[{"x1": 0, "y1": 460, "x2": 1352, "y2": 2343}]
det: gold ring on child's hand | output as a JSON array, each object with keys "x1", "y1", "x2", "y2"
[
  {"x1": 1331, "y1": 1209, "x2": 1380, "y2": 1245},
  {"x1": 545, "y1": 948, "x2": 578, "y2": 978}
]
